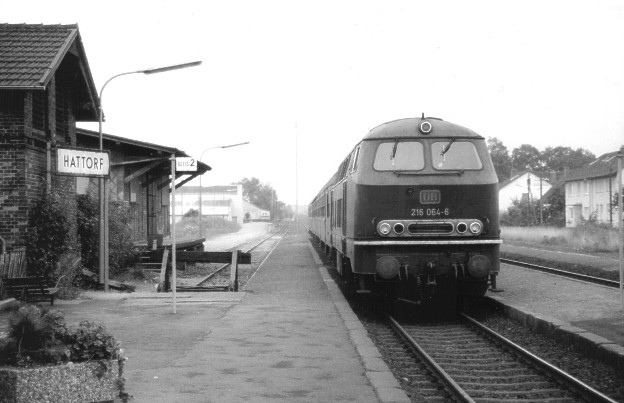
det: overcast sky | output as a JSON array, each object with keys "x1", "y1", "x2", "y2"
[{"x1": 3, "y1": 1, "x2": 624, "y2": 207}]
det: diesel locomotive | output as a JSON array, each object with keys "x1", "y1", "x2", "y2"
[{"x1": 308, "y1": 116, "x2": 501, "y2": 311}]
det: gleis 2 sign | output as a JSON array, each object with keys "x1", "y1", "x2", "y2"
[{"x1": 56, "y1": 148, "x2": 110, "y2": 177}]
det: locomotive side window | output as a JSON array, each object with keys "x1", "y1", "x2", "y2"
[
  {"x1": 431, "y1": 141, "x2": 482, "y2": 170},
  {"x1": 373, "y1": 141, "x2": 424, "y2": 171},
  {"x1": 349, "y1": 146, "x2": 360, "y2": 173}
]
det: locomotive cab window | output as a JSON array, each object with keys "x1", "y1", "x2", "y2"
[
  {"x1": 431, "y1": 141, "x2": 482, "y2": 170},
  {"x1": 373, "y1": 140, "x2": 424, "y2": 171}
]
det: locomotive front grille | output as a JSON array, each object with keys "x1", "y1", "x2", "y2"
[{"x1": 407, "y1": 222, "x2": 453, "y2": 234}]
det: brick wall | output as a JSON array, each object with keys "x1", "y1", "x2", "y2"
[{"x1": 0, "y1": 81, "x2": 78, "y2": 250}]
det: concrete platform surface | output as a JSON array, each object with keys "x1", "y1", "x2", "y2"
[
  {"x1": 1, "y1": 225, "x2": 409, "y2": 403},
  {"x1": 489, "y1": 261, "x2": 624, "y2": 368}
]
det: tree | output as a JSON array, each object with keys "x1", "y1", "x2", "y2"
[
  {"x1": 511, "y1": 144, "x2": 542, "y2": 172},
  {"x1": 487, "y1": 137, "x2": 512, "y2": 182},
  {"x1": 240, "y1": 177, "x2": 277, "y2": 212},
  {"x1": 542, "y1": 146, "x2": 595, "y2": 174}
]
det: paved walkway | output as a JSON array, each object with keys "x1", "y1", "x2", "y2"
[
  {"x1": 490, "y1": 259, "x2": 624, "y2": 368},
  {"x1": 1, "y1": 225, "x2": 408, "y2": 402}
]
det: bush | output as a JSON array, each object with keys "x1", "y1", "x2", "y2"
[
  {"x1": 67, "y1": 321, "x2": 121, "y2": 362},
  {"x1": 0, "y1": 304, "x2": 69, "y2": 366},
  {"x1": 76, "y1": 194, "x2": 99, "y2": 271},
  {"x1": 26, "y1": 192, "x2": 76, "y2": 280},
  {"x1": 108, "y1": 200, "x2": 139, "y2": 275},
  {"x1": 0, "y1": 304, "x2": 121, "y2": 367},
  {"x1": 76, "y1": 195, "x2": 139, "y2": 276}
]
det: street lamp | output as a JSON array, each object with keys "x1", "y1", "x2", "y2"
[
  {"x1": 198, "y1": 141, "x2": 250, "y2": 237},
  {"x1": 98, "y1": 61, "x2": 202, "y2": 291}
]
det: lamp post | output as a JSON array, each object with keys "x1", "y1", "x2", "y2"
[
  {"x1": 198, "y1": 141, "x2": 249, "y2": 237},
  {"x1": 98, "y1": 61, "x2": 202, "y2": 291}
]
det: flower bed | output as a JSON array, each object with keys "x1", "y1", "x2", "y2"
[{"x1": 0, "y1": 304, "x2": 126, "y2": 402}]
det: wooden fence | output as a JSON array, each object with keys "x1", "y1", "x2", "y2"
[{"x1": 0, "y1": 250, "x2": 26, "y2": 278}]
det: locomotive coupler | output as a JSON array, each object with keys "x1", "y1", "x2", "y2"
[{"x1": 452, "y1": 263, "x2": 459, "y2": 278}]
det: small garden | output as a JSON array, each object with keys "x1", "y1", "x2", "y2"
[{"x1": 0, "y1": 303, "x2": 125, "y2": 402}]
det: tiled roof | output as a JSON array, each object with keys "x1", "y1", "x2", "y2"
[
  {"x1": 563, "y1": 151, "x2": 622, "y2": 182},
  {"x1": 0, "y1": 23, "x2": 80, "y2": 88}
]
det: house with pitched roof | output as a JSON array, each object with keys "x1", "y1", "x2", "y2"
[
  {"x1": 0, "y1": 23, "x2": 208, "y2": 250},
  {"x1": 498, "y1": 171, "x2": 553, "y2": 214},
  {"x1": 562, "y1": 150, "x2": 624, "y2": 228}
]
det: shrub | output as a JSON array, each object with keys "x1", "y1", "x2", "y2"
[
  {"x1": 26, "y1": 192, "x2": 76, "y2": 280},
  {"x1": 0, "y1": 304, "x2": 69, "y2": 366},
  {"x1": 76, "y1": 195, "x2": 139, "y2": 276},
  {"x1": 108, "y1": 200, "x2": 139, "y2": 275},
  {"x1": 0, "y1": 303, "x2": 122, "y2": 367},
  {"x1": 76, "y1": 194, "x2": 99, "y2": 271}
]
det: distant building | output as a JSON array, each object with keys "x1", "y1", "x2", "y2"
[
  {"x1": 498, "y1": 171, "x2": 552, "y2": 214},
  {"x1": 562, "y1": 150, "x2": 624, "y2": 228},
  {"x1": 174, "y1": 185, "x2": 244, "y2": 224},
  {"x1": 243, "y1": 200, "x2": 271, "y2": 221}
]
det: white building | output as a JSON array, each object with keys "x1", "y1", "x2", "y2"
[
  {"x1": 174, "y1": 185, "x2": 244, "y2": 224},
  {"x1": 498, "y1": 171, "x2": 552, "y2": 214},
  {"x1": 562, "y1": 151, "x2": 623, "y2": 228},
  {"x1": 173, "y1": 184, "x2": 270, "y2": 224}
]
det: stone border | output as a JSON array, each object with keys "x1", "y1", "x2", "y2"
[
  {"x1": 486, "y1": 295, "x2": 624, "y2": 371},
  {"x1": 308, "y1": 243, "x2": 411, "y2": 403}
]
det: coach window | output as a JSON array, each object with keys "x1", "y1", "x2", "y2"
[
  {"x1": 374, "y1": 141, "x2": 424, "y2": 171},
  {"x1": 431, "y1": 141, "x2": 482, "y2": 170}
]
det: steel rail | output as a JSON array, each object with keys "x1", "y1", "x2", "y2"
[
  {"x1": 500, "y1": 258, "x2": 620, "y2": 288},
  {"x1": 460, "y1": 312, "x2": 617, "y2": 403},
  {"x1": 387, "y1": 315, "x2": 475, "y2": 403},
  {"x1": 195, "y1": 229, "x2": 286, "y2": 287}
]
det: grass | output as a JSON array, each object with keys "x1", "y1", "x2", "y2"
[{"x1": 501, "y1": 225, "x2": 621, "y2": 253}]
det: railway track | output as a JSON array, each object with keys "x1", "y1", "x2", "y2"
[
  {"x1": 500, "y1": 258, "x2": 621, "y2": 288},
  {"x1": 387, "y1": 313, "x2": 617, "y2": 403},
  {"x1": 195, "y1": 229, "x2": 287, "y2": 287}
]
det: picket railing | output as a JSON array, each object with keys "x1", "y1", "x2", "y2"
[{"x1": 0, "y1": 236, "x2": 26, "y2": 279}]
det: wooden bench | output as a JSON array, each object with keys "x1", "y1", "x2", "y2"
[{"x1": 0, "y1": 276, "x2": 59, "y2": 306}]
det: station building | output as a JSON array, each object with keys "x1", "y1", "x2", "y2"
[{"x1": 0, "y1": 23, "x2": 208, "y2": 253}]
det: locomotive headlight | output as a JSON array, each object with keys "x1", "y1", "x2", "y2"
[
  {"x1": 378, "y1": 222, "x2": 392, "y2": 236},
  {"x1": 393, "y1": 223, "x2": 405, "y2": 234},
  {"x1": 376, "y1": 256, "x2": 400, "y2": 279},
  {"x1": 467, "y1": 255, "x2": 491, "y2": 279},
  {"x1": 469, "y1": 221, "x2": 483, "y2": 235}
]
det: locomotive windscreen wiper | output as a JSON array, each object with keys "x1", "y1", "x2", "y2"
[
  {"x1": 441, "y1": 137, "x2": 456, "y2": 156},
  {"x1": 390, "y1": 138, "x2": 399, "y2": 168}
]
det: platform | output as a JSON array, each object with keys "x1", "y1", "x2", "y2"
[{"x1": 1, "y1": 225, "x2": 409, "y2": 403}]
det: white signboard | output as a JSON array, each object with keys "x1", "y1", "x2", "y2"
[
  {"x1": 57, "y1": 148, "x2": 110, "y2": 177},
  {"x1": 176, "y1": 157, "x2": 197, "y2": 172}
]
